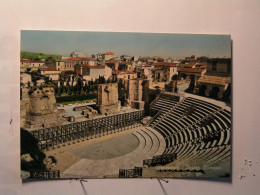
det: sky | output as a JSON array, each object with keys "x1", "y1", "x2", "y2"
[{"x1": 21, "y1": 30, "x2": 231, "y2": 59}]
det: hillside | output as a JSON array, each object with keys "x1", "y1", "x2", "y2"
[{"x1": 21, "y1": 51, "x2": 62, "y2": 60}]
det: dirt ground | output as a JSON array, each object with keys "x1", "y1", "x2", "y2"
[{"x1": 44, "y1": 125, "x2": 144, "y2": 173}]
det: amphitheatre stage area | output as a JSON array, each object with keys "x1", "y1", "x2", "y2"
[{"x1": 21, "y1": 90, "x2": 231, "y2": 179}]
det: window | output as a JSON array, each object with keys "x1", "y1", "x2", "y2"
[
  {"x1": 212, "y1": 62, "x2": 217, "y2": 71},
  {"x1": 227, "y1": 64, "x2": 231, "y2": 72}
]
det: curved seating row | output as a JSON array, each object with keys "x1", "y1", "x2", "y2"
[{"x1": 148, "y1": 95, "x2": 231, "y2": 172}]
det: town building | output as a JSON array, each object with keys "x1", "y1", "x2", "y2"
[
  {"x1": 106, "y1": 60, "x2": 119, "y2": 70},
  {"x1": 112, "y1": 70, "x2": 137, "y2": 81},
  {"x1": 44, "y1": 57, "x2": 56, "y2": 69},
  {"x1": 64, "y1": 57, "x2": 96, "y2": 71},
  {"x1": 118, "y1": 61, "x2": 133, "y2": 71},
  {"x1": 152, "y1": 62, "x2": 178, "y2": 83},
  {"x1": 40, "y1": 68, "x2": 60, "y2": 81},
  {"x1": 55, "y1": 60, "x2": 65, "y2": 71},
  {"x1": 206, "y1": 58, "x2": 231, "y2": 77},
  {"x1": 20, "y1": 60, "x2": 45, "y2": 71},
  {"x1": 178, "y1": 68, "x2": 207, "y2": 80},
  {"x1": 74, "y1": 64, "x2": 106, "y2": 81},
  {"x1": 102, "y1": 52, "x2": 114, "y2": 61}
]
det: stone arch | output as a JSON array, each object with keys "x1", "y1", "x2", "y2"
[
  {"x1": 198, "y1": 85, "x2": 207, "y2": 96},
  {"x1": 209, "y1": 86, "x2": 220, "y2": 99}
]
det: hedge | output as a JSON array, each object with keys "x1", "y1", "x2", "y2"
[{"x1": 56, "y1": 93, "x2": 97, "y2": 103}]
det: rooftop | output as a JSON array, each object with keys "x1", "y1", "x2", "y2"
[
  {"x1": 154, "y1": 62, "x2": 178, "y2": 67},
  {"x1": 180, "y1": 68, "x2": 206, "y2": 73},
  {"x1": 104, "y1": 51, "x2": 114, "y2": 55},
  {"x1": 106, "y1": 60, "x2": 118, "y2": 64},
  {"x1": 112, "y1": 70, "x2": 135, "y2": 75},
  {"x1": 80, "y1": 64, "x2": 104, "y2": 69},
  {"x1": 120, "y1": 61, "x2": 132, "y2": 65},
  {"x1": 198, "y1": 75, "x2": 231, "y2": 85},
  {"x1": 66, "y1": 57, "x2": 95, "y2": 61}
]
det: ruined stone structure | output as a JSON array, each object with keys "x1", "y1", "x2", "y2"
[
  {"x1": 20, "y1": 88, "x2": 30, "y2": 127},
  {"x1": 96, "y1": 83, "x2": 121, "y2": 115},
  {"x1": 21, "y1": 87, "x2": 65, "y2": 129},
  {"x1": 81, "y1": 106, "x2": 98, "y2": 118},
  {"x1": 127, "y1": 79, "x2": 145, "y2": 110},
  {"x1": 196, "y1": 75, "x2": 231, "y2": 99}
]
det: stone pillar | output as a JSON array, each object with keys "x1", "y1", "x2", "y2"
[{"x1": 205, "y1": 85, "x2": 212, "y2": 97}]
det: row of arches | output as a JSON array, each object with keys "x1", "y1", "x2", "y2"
[{"x1": 198, "y1": 85, "x2": 220, "y2": 99}]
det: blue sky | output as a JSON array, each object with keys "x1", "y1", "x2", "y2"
[{"x1": 21, "y1": 30, "x2": 231, "y2": 59}]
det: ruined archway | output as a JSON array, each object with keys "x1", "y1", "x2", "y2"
[
  {"x1": 209, "y1": 86, "x2": 220, "y2": 99},
  {"x1": 198, "y1": 85, "x2": 207, "y2": 96}
]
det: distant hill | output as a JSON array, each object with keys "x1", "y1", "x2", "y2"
[{"x1": 21, "y1": 51, "x2": 62, "y2": 60}]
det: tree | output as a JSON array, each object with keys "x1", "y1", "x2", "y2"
[
  {"x1": 44, "y1": 76, "x2": 50, "y2": 84},
  {"x1": 83, "y1": 82, "x2": 88, "y2": 92},
  {"x1": 54, "y1": 84, "x2": 58, "y2": 95},
  {"x1": 174, "y1": 82, "x2": 178, "y2": 93},
  {"x1": 76, "y1": 78, "x2": 83, "y2": 92},
  {"x1": 100, "y1": 76, "x2": 105, "y2": 84}
]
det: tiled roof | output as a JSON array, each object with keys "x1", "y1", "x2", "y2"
[
  {"x1": 106, "y1": 60, "x2": 118, "y2": 64},
  {"x1": 20, "y1": 60, "x2": 31, "y2": 63},
  {"x1": 196, "y1": 62, "x2": 208, "y2": 66},
  {"x1": 66, "y1": 57, "x2": 95, "y2": 61},
  {"x1": 104, "y1": 51, "x2": 114, "y2": 55},
  {"x1": 112, "y1": 70, "x2": 135, "y2": 75},
  {"x1": 155, "y1": 57, "x2": 164, "y2": 61},
  {"x1": 80, "y1": 64, "x2": 104, "y2": 69},
  {"x1": 198, "y1": 75, "x2": 231, "y2": 85},
  {"x1": 31, "y1": 61, "x2": 45, "y2": 63},
  {"x1": 120, "y1": 61, "x2": 132, "y2": 65},
  {"x1": 180, "y1": 68, "x2": 206, "y2": 73},
  {"x1": 154, "y1": 62, "x2": 178, "y2": 67},
  {"x1": 21, "y1": 60, "x2": 44, "y2": 63},
  {"x1": 143, "y1": 65, "x2": 151, "y2": 67}
]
